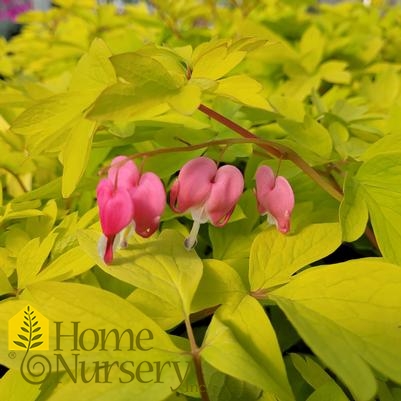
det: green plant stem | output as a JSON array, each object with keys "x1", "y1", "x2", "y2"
[
  {"x1": 198, "y1": 103, "x2": 343, "y2": 202},
  {"x1": 99, "y1": 137, "x2": 272, "y2": 176},
  {"x1": 1, "y1": 167, "x2": 28, "y2": 193},
  {"x1": 184, "y1": 317, "x2": 210, "y2": 401},
  {"x1": 100, "y1": 105, "x2": 379, "y2": 252},
  {"x1": 102, "y1": 106, "x2": 342, "y2": 202},
  {"x1": 101, "y1": 135, "x2": 338, "y2": 203},
  {"x1": 311, "y1": 88, "x2": 327, "y2": 117},
  {"x1": 199, "y1": 105, "x2": 282, "y2": 158},
  {"x1": 190, "y1": 306, "x2": 219, "y2": 324},
  {"x1": 197, "y1": 103, "x2": 381, "y2": 252},
  {"x1": 365, "y1": 226, "x2": 379, "y2": 250}
]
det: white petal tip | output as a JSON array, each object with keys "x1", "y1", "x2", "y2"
[
  {"x1": 184, "y1": 236, "x2": 197, "y2": 251},
  {"x1": 97, "y1": 235, "x2": 107, "y2": 259}
]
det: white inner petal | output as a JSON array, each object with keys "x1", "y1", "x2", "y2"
[
  {"x1": 184, "y1": 218, "x2": 201, "y2": 250},
  {"x1": 97, "y1": 230, "x2": 124, "y2": 260},
  {"x1": 190, "y1": 206, "x2": 209, "y2": 224},
  {"x1": 266, "y1": 213, "x2": 278, "y2": 229},
  {"x1": 97, "y1": 234, "x2": 107, "y2": 259},
  {"x1": 118, "y1": 222, "x2": 135, "y2": 248}
]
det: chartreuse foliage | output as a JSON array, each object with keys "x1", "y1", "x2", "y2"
[
  {"x1": 1, "y1": 1, "x2": 401, "y2": 400},
  {"x1": 272, "y1": 259, "x2": 401, "y2": 400}
]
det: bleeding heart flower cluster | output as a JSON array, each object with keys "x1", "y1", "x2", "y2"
[
  {"x1": 96, "y1": 156, "x2": 294, "y2": 264},
  {"x1": 96, "y1": 156, "x2": 165, "y2": 264}
]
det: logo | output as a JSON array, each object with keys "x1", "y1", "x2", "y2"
[
  {"x1": 8, "y1": 305, "x2": 49, "y2": 351},
  {"x1": 8, "y1": 305, "x2": 51, "y2": 384},
  {"x1": 7, "y1": 306, "x2": 191, "y2": 389}
]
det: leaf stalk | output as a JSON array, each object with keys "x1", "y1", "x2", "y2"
[{"x1": 184, "y1": 317, "x2": 210, "y2": 401}]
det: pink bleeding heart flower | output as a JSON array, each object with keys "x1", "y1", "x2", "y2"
[
  {"x1": 170, "y1": 157, "x2": 244, "y2": 249},
  {"x1": 255, "y1": 165, "x2": 294, "y2": 234},
  {"x1": 131, "y1": 172, "x2": 166, "y2": 238},
  {"x1": 96, "y1": 179, "x2": 133, "y2": 264},
  {"x1": 96, "y1": 156, "x2": 166, "y2": 264},
  {"x1": 107, "y1": 155, "x2": 140, "y2": 189}
]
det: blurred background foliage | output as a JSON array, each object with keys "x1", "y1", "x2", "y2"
[
  {"x1": 0, "y1": 0, "x2": 400, "y2": 274},
  {"x1": 2, "y1": 0, "x2": 401, "y2": 198},
  {"x1": 2, "y1": 2, "x2": 401, "y2": 400},
  {"x1": 1, "y1": 0, "x2": 401, "y2": 260}
]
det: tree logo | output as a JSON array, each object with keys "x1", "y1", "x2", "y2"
[
  {"x1": 8, "y1": 305, "x2": 51, "y2": 384},
  {"x1": 8, "y1": 305, "x2": 49, "y2": 351}
]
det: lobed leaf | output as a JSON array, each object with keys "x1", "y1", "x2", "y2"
[
  {"x1": 271, "y1": 258, "x2": 401, "y2": 401},
  {"x1": 78, "y1": 229, "x2": 203, "y2": 319},
  {"x1": 61, "y1": 118, "x2": 97, "y2": 198},
  {"x1": 201, "y1": 295, "x2": 294, "y2": 401},
  {"x1": 249, "y1": 223, "x2": 342, "y2": 291},
  {"x1": 356, "y1": 153, "x2": 401, "y2": 264}
]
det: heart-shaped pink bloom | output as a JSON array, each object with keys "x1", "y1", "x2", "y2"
[
  {"x1": 107, "y1": 156, "x2": 140, "y2": 189},
  {"x1": 170, "y1": 157, "x2": 216, "y2": 214},
  {"x1": 131, "y1": 172, "x2": 166, "y2": 238},
  {"x1": 96, "y1": 179, "x2": 134, "y2": 264},
  {"x1": 205, "y1": 165, "x2": 245, "y2": 227},
  {"x1": 170, "y1": 157, "x2": 244, "y2": 249},
  {"x1": 255, "y1": 165, "x2": 294, "y2": 234},
  {"x1": 96, "y1": 156, "x2": 166, "y2": 264}
]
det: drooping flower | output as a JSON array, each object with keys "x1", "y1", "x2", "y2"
[
  {"x1": 96, "y1": 179, "x2": 133, "y2": 264},
  {"x1": 254, "y1": 165, "x2": 294, "y2": 234},
  {"x1": 170, "y1": 157, "x2": 244, "y2": 249},
  {"x1": 107, "y1": 155, "x2": 140, "y2": 190},
  {"x1": 130, "y1": 172, "x2": 166, "y2": 238},
  {"x1": 96, "y1": 156, "x2": 166, "y2": 264}
]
